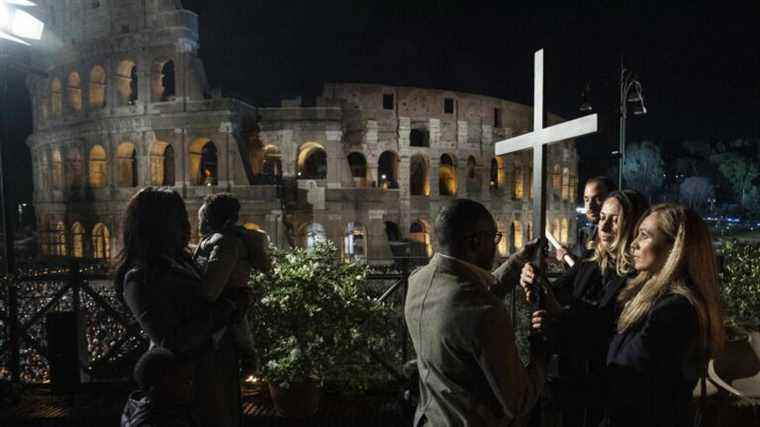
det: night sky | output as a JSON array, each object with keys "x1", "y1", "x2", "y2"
[{"x1": 2, "y1": 0, "x2": 759, "y2": 207}]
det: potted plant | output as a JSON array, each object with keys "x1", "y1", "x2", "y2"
[{"x1": 248, "y1": 240, "x2": 397, "y2": 416}]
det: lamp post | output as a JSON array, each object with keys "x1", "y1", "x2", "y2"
[
  {"x1": 617, "y1": 62, "x2": 647, "y2": 190},
  {"x1": 0, "y1": 0, "x2": 45, "y2": 383}
]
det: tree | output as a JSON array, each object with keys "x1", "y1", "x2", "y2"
[
  {"x1": 623, "y1": 141, "x2": 665, "y2": 201},
  {"x1": 713, "y1": 153, "x2": 760, "y2": 208},
  {"x1": 679, "y1": 176, "x2": 714, "y2": 212}
]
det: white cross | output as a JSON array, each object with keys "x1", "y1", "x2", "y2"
[{"x1": 495, "y1": 49, "x2": 598, "y2": 257}]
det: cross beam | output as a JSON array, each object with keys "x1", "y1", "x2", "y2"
[{"x1": 494, "y1": 49, "x2": 598, "y2": 261}]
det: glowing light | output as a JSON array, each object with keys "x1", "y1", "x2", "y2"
[
  {"x1": 244, "y1": 375, "x2": 260, "y2": 384},
  {"x1": 0, "y1": 0, "x2": 44, "y2": 43}
]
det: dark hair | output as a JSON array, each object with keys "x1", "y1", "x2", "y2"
[
  {"x1": 200, "y1": 193, "x2": 241, "y2": 235},
  {"x1": 434, "y1": 199, "x2": 492, "y2": 249},
  {"x1": 586, "y1": 176, "x2": 615, "y2": 194},
  {"x1": 134, "y1": 347, "x2": 177, "y2": 391},
  {"x1": 114, "y1": 187, "x2": 190, "y2": 297}
]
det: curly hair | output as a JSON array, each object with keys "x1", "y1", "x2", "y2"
[{"x1": 199, "y1": 193, "x2": 241, "y2": 236}]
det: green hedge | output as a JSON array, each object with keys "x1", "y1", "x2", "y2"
[{"x1": 719, "y1": 240, "x2": 760, "y2": 327}]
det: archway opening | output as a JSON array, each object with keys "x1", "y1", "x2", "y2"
[
  {"x1": 150, "y1": 141, "x2": 175, "y2": 186},
  {"x1": 67, "y1": 72, "x2": 82, "y2": 112},
  {"x1": 89, "y1": 145, "x2": 108, "y2": 188},
  {"x1": 116, "y1": 143, "x2": 138, "y2": 188},
  {"x1": 117, "y1": 59, "x2": 138, "y2": 105},
  {"x1": 347, "y1": 152, "x2": 368, "y2": 187},
  {"x1": 378, "y1": 151, "x2": 399, "y2": 189},
  {"x1": 190, "y1": 139, "x2": 218, "y2": 185},
  {"x1": 93, "y1": 223, "x2": 111, "y2": 260},
  {"x1": 301, "y1": 223, "x2": 326, "y2": 251},
  {"x1": 297, "y1": 143, "x2": 327, "y2": 180},
  {"x1": 51, "y1": 148, "x2": 64, "y2": 189},
  {"x1": 72, "y1": 222, "x2": 85, "y2": 258},
  {"x1": 51, "y1": 78, "x2": 63, "y2": 115},
  {"x1": 66, "y1": 148, "x2": 84, "y2": 189},
  {"x1": 410, "y1": 155, "x2": 430, "y2": 196},
  {"x1": 89, "y1": 65, "x2": 106, "y2": 109},
  {"x1": 409, "y1": 220, "x2": 432, "y2": 258},
  {"x1": 466, "y1": 156, "x2": 481, "y2": 194},
  {"x1": 439, "y1": 154, "x2": 457, "y2": 196},
  {"x1": 345, "y1": 222, "x2": 367, "y2": 260}
]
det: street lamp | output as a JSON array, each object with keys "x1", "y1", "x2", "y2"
[
  {"x1": 618, "y1": 63, "x2": 647, "y2": 189},
  {"x1": 0, "y1": 0, "x2": 44, "y2": 384}
]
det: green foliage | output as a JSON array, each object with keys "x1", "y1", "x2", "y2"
[
  {"x1": 248, "y1": 240, "x2": 398, "y2": 393},
  {"x1": 719, "y1": 241, "x2": 760, "y2": 327},
  {"x1": 713, "y1": 153, "x2": 760, "y2": 208},
  {"x1": 622, "y1": 141, "x2": 665, "y2": 199}
]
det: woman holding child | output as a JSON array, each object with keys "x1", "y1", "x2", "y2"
[{"x1": 116, "y1": 188, "x2": 251, "y2": 427}]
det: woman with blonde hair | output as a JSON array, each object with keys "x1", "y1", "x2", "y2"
[
  {"x1": 520, "y1": 189, "x2": 649, "y2": 427},
  {"x1": 543, "y1": 203, "x2": 725, "y2": 427}
]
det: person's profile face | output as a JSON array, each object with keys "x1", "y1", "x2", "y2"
[
  {"x1": 631, "y1": 213, "x2": 670, "y2": 273},
  {"x1": 584, "y1": 183, "x2": 607, "y2": 224},
  {"x1": 597, "y1": 197, "x2": 622, "y2": 250},
  {"x1": 471, "y1": 216, "x2": 498, "y2": 270}
]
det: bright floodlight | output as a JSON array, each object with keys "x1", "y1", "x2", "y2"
[{"x1": 0, "y1": 0, "x2": 44, "y2": 44}]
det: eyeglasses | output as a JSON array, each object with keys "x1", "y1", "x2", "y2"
[{"x1": 466, "y1": 231, "x2": 503, "y2": 244}]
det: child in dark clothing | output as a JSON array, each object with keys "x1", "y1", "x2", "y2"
[{"x1": 121, "y1": 347, "x2": 200, "y2": 427}]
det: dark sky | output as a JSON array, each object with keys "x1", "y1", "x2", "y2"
[{"x1": 2, "y1": 0, "x2": 759, "y2": 206}]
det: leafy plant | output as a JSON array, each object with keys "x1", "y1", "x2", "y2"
[
  {"x1": 248, "y1": 240, "x2": 398, "y2": 393},
  {"x1": 719, "y1": 240, "x2": 760, "y2": 328}
]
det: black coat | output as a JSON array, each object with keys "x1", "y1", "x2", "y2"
[{"x1": 553, "y1": 293, "x2": 699, "y2": 427}]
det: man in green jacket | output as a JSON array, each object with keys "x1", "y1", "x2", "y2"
[{"x1": 404, "y1": 199, "x2": 546, "y2": 426}]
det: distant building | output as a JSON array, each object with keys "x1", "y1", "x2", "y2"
[{"x1": 26, "y1": 0, "x2": 578, "y2": 262}]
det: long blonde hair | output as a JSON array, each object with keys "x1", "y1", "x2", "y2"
[
  {"x1": 617, "y1": 204, "x2": 725, "y2": 355},
  {"x1": 589, "y1": 190, "x2": 649, "y2": 276}
]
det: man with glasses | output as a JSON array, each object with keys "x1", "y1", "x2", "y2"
[{"x1": 404, "y1": 199, "x2": 546, "y2": 426}]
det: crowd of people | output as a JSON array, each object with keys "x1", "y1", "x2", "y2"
[{"x1": 405, "y1": 177, "x2": 725, "y2": 427}]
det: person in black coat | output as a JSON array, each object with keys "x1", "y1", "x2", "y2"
[
  {"x1": 538, "y1": 204, "x2": 726, "y2": 427},
  {"x1": 521, "y1": 190, "x2": 648, "y2": 427},
  {"x1": 115, "y1": 188, "x2": 252, "y2": 427}
]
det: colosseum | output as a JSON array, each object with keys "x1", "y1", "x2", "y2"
[{"x1": 26, "y1": 0, "x2": 578, "y2": 263}]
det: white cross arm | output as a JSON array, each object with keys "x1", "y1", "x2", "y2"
[{"x1": 494, "y1": 113, "x2": 598, "y2": 156}]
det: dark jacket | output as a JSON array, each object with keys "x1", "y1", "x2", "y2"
[
  {"x1": 404, "y1": 253, "x2": 544, "y2": 426},
  {"x1": 121, "y1": 391, "x2": 200, "y2": 427},
  {"x1": 553, "y1": 293, "x2": 699, "y2": 427},
  {"x1": 122, "y1": 255, "x2": 241, "y2": 427},
  {"x1": 570, "y1": 224, "x2": 597, "y2": 260}
]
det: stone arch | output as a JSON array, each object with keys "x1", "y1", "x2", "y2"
[
  {"x1": 89, "y1": 65, "x2": 107, "y2": 109},
  {"x1": 50, "y1": 221, "x2": 67, "y2": 256},
  {"x1": 511, "y1": 221, "x2": 523, "y2": 251},
  {"x1": 297, "y1": 142, "x2": 327, "y2": 179},
  {"x1": 378, "y1": 151, "x2": 400, "y2": 189},
  {"x1": 466, "y1": 155, "x2": 481, "y2": 194},
  {"x1": 190, "y1": 138, "x2": 218, "y2": 185},
  {"x1": 151, "y1": 57, "x2": 176, "y2": 101},
  {"x1": 345, "y1": 222, "x2": 367, "y2": 259},
  {"x1": 347, "y1": 152, "x2": 368, "y2": 187},
  {"x1": 51, "y1": 78, "x2": 63, "y2": 115},
  {"x1": 116, "y1": 59, "x2": 138, "y2": 105},
  {"x1": 409, "y1": 219, "x2": 432, "y2": 258},
  {"x1": 150, "y1": 140, "x2": 175, "y2": 186},
  {"x1": 71, "y1": 222, "x2": 85, "y2": 258},
  {"x1": 51, "y1": 147, "x2": 64, "y2": 189},
  {"x1": 92, "y1": 223, "x2": 111, "y2": 260},
  {"x1": 561, "y1": 218, "x2": 570, "y2": 244},
  {"x1": 66, "y1": 147, "x2": 84, "y2": 189},
  {"x1": 512, "y1": 164, "x2": 524, "y2": 200},
  {"x1": 439, "y1": 153, "x2": 457, "y2": 196},
  {"x1": 67, "y1": 71, "x2": 82, "y2": 112},
  {"x1": 409, "y1": 154, "x2": 430, "y2": 196},
  {"x1": 89, "y1": 145, "x2": 108, "y2": 188},
  {"x1": 300, "y1": 222, "x2": 326, "y2": 250},
  {"x1": 552, "y1": 164, "x2": 562, "y2": 193},
  {"x1": 115, "y1": 142, "x2": 138, "y2": 188},
  {"x1": 262, "y1": 145, "x2": 282, "y2": 177},
  {"x1": 497, "y1": 222, "x2": 508, "y2": 257},
  {"x1": 561, "y1": 167, "x2": 571, "y2": 201}
]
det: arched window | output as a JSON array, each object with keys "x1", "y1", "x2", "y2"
[
  {"x1": 490, "y1": 158, "x2": 499, "y2": 192},
  {"x1": 384, "y1": 221, "x2": 402, "y2": 242},
  {"x1": 410, "y1": 154, "x2": 430, "y2": 196},
  {"x1": 513, "y1": 165, "x2": 524, "y2": 200},
  {"x1": 189, "y1": 139, "x2": 219, "y2": 185},
  {"x1": 439, "y1": 154, "x2": 457, "y2": 196},
  {"x1": 89, "y1": 145, "x2": 108, "y2": 188},
  {"x1": 297, "y1": 142, "x2": 327, "y2": 180},
  {"x1": 561, "y1": 218, "x2": 570, "y2": 244},
  {"x1": 497, "y1": 223, "x2": 508, "y2": 257},
  {"x1": 561, "y1": 167, "x2": 571, "y2": 201},
  {"x1": 93, "y1": 223, "x2": 111, "y2": 260},
  {"x1": 345, "y1": 222, "x2": 367, "y2": 260},
  {"x1": 71, "y1": 222, "x2": 85, "y2": 258},
  {"x1": 89, "y1": 65, "x2": 107, "y2": 109},
  {"x1": 262, "y1": 145, "x2": 282, "y2": 178},
  {"x1": 410, "y1": 129, "x2": 430, "y2": 147},
  {"x1": 511, "y1": 221, "x2": 523, "y2": 251},
  {"x1": 50, "y1": 221, "x2": 66, "y2": 256},
  {"x1": 51, "y1": 78, "x2": 63, "y2": 116},
  {"x1": 150, "y1": 141, "x2": 175, "y2": 186},
  {"x1": 552, "y1": 165, "x2": 562, "y2": 193},
  {"x1": 66, "y1": 148, "x2": 84, "y2": 189},
  {"x1": 152, "y1": 58, "x2": 176, "y2": 101},
  {"x1": 378, "y1": 151, "x2": 399, "y2": 189},
  {"x1": 301, "y1": 223, "x2": 326, "y2": 251},
  {"x1": 51, "y1": 148, "x2": 64, "y2": 189},
  {"x1": 68, "y1": 72, "x2": 82, "y2": 112},
  {"x1": 117, "y1": 59, "x2": 138, "y2": 105},
  {"x1": 347, "y1": 152, "x2": 367, "y2": 187},
  {"x1": 116, "y1": 143, "x2": 138, "y2": 187},
  {"x1": 466, "y1": 156, "x2": 481, "y2": 194},
  {"x1": 409, "y1": 220, "x2": 432, "y2": 258}
]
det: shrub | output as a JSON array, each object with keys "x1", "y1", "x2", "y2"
[{"x1": 719, "y1": 240, "x2": 760, "y2": 327}]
